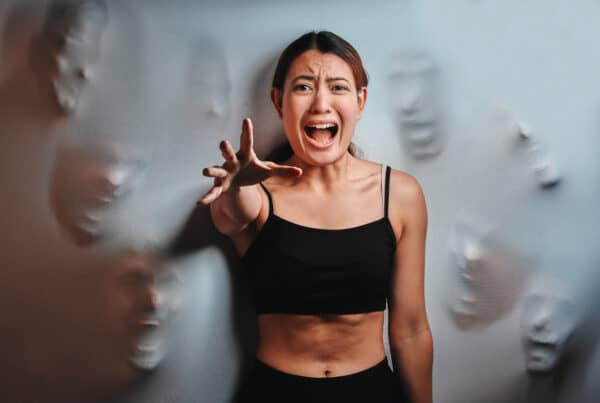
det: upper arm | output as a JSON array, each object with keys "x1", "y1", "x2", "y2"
[{"x1": 388, "y1": 171, "x2": 430, "y2": 341}]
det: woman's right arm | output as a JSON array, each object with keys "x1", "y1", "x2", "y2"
[
  {"x1": 198, "y1": 118, "x2": 301, "y2": 236},
  {"x1": 209, "y1": 184, "x2": 262, "y2": 236}
]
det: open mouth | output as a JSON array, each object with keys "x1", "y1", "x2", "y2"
[
  {"x1": 405, "y1": 125, "x2": 436, "y2": 145},
  {"x1": 528, "y1": 337, "x2": 559, "y2": 347},
  {"x1": 304, "y1": 122, "x2": 339, "y2": 147},
  {"x1": 129, "y1": 320, "x2": 164, "y2": 370}
]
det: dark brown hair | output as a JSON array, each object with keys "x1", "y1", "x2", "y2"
[
  {"x1": 272, "y1": 31, "x2": 368, "y2": 92},
  {"x1": 270, "y1": 31, "x2": 367, "y2": 160}
]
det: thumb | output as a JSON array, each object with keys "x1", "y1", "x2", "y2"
[{"x1": 263, "y1": 161, "x2": 303, "y2": 178}]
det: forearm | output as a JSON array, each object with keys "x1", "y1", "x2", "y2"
[
  {"x1": 209, "y1": 184, "x2": 261, "y2": 236},
  {"x1": 390, "y1": 328, "x2": 433, "y2": 403}
]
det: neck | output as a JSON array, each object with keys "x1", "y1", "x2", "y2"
[{"x1": 288, "y1": 152, "x2": 354, "y2": 192}]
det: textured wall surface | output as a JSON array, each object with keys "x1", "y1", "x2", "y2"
[{"x1": 2, "y1": 1, "x2": 600, "y2": 402}]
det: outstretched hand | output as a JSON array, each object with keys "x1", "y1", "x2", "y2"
[{"x1": 198, "y1": 118, "x2": 302, "y2": 205}]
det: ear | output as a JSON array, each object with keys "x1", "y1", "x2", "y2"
[
  {"x1": 356, "y1": 86, "x2": 367, "y2": 120},
  {"x1": 270, "y1": 88, "x2": 283, "y2": 119}
]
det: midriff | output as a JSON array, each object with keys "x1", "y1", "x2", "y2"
[{"x1": 256, "y1": 310, "x2": 386, "y2": 378}]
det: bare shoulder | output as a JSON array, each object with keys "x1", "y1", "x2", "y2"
[
  {"x1": 389, "y1": 168, "x2": 426, "y2": 209},
  {"x1": 387, "y1": 168, "x2": 427, "y2": 240}
]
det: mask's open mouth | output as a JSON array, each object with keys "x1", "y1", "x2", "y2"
[{"x1": 304, "y1": 123, "x2": 339, "y2": 145}]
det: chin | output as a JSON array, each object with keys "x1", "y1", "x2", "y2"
[
  {"x1": 526, "y1": 358, "x2": 557, "y2": 373},
  {"x1": 524, "y1": 347, "x2": 561, "y2": 373}
]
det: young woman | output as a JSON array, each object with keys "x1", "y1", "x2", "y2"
[{"x1": 200, "y1": 31, "x2": 432, "y2": 403}]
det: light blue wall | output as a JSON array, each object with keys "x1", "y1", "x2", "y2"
[{"x1": 2, "y1": 1, "x2": 600, "y2": 402}]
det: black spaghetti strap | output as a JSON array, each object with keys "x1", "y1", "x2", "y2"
[
  {"x1": 384, "y1": 166, "x2": 391, "y2": 218},
  {"x1": 259, "y1": 182, "x2": 274, "y2": 216}
]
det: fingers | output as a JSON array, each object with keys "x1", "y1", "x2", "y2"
[
  {"x1": 238, "y1": 118, "x2": 254, "y2": 158},
  {"x1": 197, "y1": 185, "x2": 223, "y2": 206},
  {"x1": 219, "y1": 140, "x2": 238, "y2": 169},
  {"x1": 263, "y1": 161, "x2": 303, "y2": 178},
  {"x1": 202, "y1": 166, "x2": 228, "y2": 178}
]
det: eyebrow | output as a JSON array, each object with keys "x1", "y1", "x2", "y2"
[{"x1": 291, "y1": 75, "x2": 351, "y2": 85}]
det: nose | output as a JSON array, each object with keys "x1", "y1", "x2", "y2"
[
  {"x1": 309, "y1": 87, "x2": 332, "y2": 114},
  {"x1": 207, "y1": 93, "x2": 227, "y2": 117},
  {"x1": 141, "y1": 286, "x2": 161, "y2": 312},
  {"x1": 208, "y1": 100, "x2": 223, "y2": 116},
  {"x1": 532, "y1": 309, "x2": 549, "y2": 331},
  {"x1": 400, "y1": 85, "x2": 422, "y2": 113}
]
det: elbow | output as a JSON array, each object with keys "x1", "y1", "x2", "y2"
[
  {"x1": 210, "y1": 203, "x2": 251, "y2": 236},
  {"x1": 389, "y1": 315, "x2": 432, "y2": 347},
  {"x1": 390, "y1": 326, "x2": 432, "y2": 347}
]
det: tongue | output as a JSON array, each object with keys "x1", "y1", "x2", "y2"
[{"x1": 312, "y1": 129, "x2": 333, "y2": 144}]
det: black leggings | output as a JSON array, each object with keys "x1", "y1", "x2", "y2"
[{"x1": 234, "y1": 359, "x2": 411, "y2": 403}]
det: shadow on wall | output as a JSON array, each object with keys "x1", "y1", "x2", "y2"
[{"x1": 168, "y1": 204, "x2": 258, "y2": 359}]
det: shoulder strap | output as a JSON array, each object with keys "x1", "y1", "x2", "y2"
[
  {"x1": 384, "y1": 166, "x2": 391, "y2": 218},
  {"x1": 381, "y1": 164, "x2": 386, "y2": 213},
  {"x1": 259, "y1": 182, "x2": 274, "y2": 216}
]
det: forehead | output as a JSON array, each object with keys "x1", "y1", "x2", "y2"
[{"x1": 286, "y1": 49, "x2": 355, "y2": 82}]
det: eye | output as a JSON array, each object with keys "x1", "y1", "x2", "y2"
[
  {"x1": 332, "y1": 84, "x2": 350, "y2": 92},
  {"x1": 123, "y1": 268, "x2": 154, "y2": 289},
  {"x1": 293, "y1": 83, "x2": 312, "y2": 92}
]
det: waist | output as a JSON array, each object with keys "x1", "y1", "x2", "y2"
[
  {"x1": 251, "y1": 356, "x2": 391, "y2": 381},
  {"x1": 256, "y1": 311, "x2": 386, "y2": 377}
]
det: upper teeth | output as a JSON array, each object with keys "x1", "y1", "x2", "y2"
[{"x1": 310, "y1": 123, "x2": 335, "y2": 129}]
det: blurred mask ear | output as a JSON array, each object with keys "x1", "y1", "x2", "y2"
[
  {"x1": 270, "y1": 88, "x2": 283, "y2": 119},
  {"x1": 356, "y1": 87, "x2": 367, "y2": 120}
]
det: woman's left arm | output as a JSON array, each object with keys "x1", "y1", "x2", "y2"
[{"x1": 388, "y1": 172, "x2": 433, "y2": 403}]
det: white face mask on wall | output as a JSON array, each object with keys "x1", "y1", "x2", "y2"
[
  {"x1": 388, "y1": 50, "x2": 444, "y2": 160},
  {"x1": 50, "y1": 140, "x2": 149, "y2": 246},
  {"x1": 520, "y1": 274, "x2": 581, "y2": 373},
  {"x1": 446, "y1": 212, "x2": 531, "y2": 331},
  {"x1": 105, "y1": 250, "x2": 183, "y2": 372},
  {"x1": 43, "y1": 0, "x2": 108, "y2": 114}
]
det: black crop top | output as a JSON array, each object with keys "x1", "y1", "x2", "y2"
[{"x1": 241, "y1": 165, "x2": 396, "y2": 315}]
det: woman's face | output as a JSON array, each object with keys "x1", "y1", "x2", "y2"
[{"x1": 273, "y1": 50, "x2": 366, "y2": 166}]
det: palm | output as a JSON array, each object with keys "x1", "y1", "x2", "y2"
[{"x1": 198, "y1": 118, "x2": 301, "y2": 205}]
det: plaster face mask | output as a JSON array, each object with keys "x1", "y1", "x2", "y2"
[
  {"x1": 130, "y1": 263, "x2": 182, "y2": 371},
  {"x1": 49, "y1": 142, "x2": 147, "y2": 246},
  {"x1": 388, "y1": 50, "x2": 443, "y2": 159},
  {"x1": 513, "y1": 121, "x2": 562, "y2": 189},
  {"x1": 449, "y1": 230, "x2": 486, "y2": 326},
  {"x1": 110, "y1": 251, "x2": 182, "y2": 371},
  {"x1": 521, "y1": 278, "x2": 579, "y2": 373},
  {"x1": 43, "y1": 0, "x2": 108, "y2": 114},
  {"x1": 447, "y1": 214, "x2": 530, "y2": 330}
]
